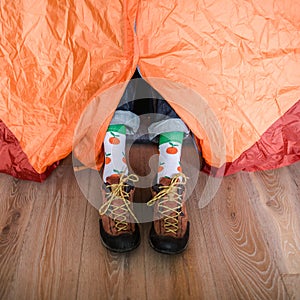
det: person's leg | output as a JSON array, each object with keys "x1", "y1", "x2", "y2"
[
  {"x1": 148, "y1": 98, "x2": 189, "y2": 181},
  {"x1": 148, "y1": 114, "x2": 189, "y2": 183},
  {"x1": 102, "y1": 68, "x2": 155, "y2": 182},
  {"x1": 99, "y1": 75, "x2": 141, "y2": 253},
  {"x1": 147, "y1": 98, "x2": 190, "y2": 254},
  {"x1": 157, "y1": 131, "x2": 184, "y2": 179},
  {"x1": 102, "y1": 110, "x2": 139, "y2": 183}
]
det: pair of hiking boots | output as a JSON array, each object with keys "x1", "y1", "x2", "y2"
[{"x1": 99, "y1": 173, "x2": 190, "y2": 254}]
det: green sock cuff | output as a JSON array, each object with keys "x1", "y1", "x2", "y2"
[
  {"x1": 159, "y1": 131, "x2": 184, "y2": 145},
  {"x1": 107, "y1": 124, "x2": 126, "y2": 135}
]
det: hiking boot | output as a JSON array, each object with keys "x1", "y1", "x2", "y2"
[
  {"x1": 99, "y1": 173, "x2": 140, "y2": 252},
  {"x1": 147, "y1": 173, "x2": 190, "y2": 254}
]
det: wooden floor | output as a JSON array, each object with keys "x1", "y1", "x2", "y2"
[{"x1": 0, "y1": 144, "x2": 300, "y2": 300}]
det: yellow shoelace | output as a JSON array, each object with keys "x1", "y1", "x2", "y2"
[
  {"x1": 147, "y1": 173, "x2": 188, "y2": 234},
  {"x1": 99, "y1": 173, "x2": 139, "y2": 232}
]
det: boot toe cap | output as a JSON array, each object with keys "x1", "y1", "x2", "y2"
[
  {"x1": 149, "y1": 222, "x2": 190, "y2": 254},
  {"x1": 99, "y1": 219, "x2": 140, "y2": 253}
]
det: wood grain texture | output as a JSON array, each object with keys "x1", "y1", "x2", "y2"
[
  {"x1": 7, "y1": 166, "x2": 87, "y2": 300},
  {"x1": 0, "y1": 147, "x2": 299, "y2": 299},
  {"x1": 282, "y1": 274, "x2": 300, "y2": 300},
  {"x1": 197, "y1": 173, "x2": 288, "y2": 299},
  {"x1": 248, "y1": 167, "x2": 300, "y2": 274},
  {"x1": 289, "y1": 161, "x2": 300, "y2": 204},
  {"x1": 0, "y1": 175, "x2": 36, "y2": 300}
]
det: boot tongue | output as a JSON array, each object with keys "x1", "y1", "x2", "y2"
[
  {"x1": 106, "y1": 174, "x2": 121, "y2": 185},
  {"x1": 158, "y1": 176, "x2": 180, "y2": 215},
  {"x1": 159, "y1": 177, "x2": 172, "y2": 186}
]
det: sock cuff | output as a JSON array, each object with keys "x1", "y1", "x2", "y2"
[
  {"x1": 107, "y1": 124, "x2": 126, "y2": 135},
  {"x1": 159, "y1": 131, "x2": 184, "y2": 145}
]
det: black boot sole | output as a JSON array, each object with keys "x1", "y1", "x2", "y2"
[
  {"x1": 99, "y1": 219, "x2": 141, "y2": 253},
  {"x1": 148, "y1": 221, "x2": 190, "y2": 255}
]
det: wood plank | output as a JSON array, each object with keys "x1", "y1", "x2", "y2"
[
  {"x1": 0, "y1": 175, "x2": 35, "y2": 300},
  {"x1": 198, "y1": 173, "x2": 288, "y2": 299},
  {"x1": 60, "y1": 153, "x2": 73, "y2": 165},
  {"x1": 282, "y1": 274, "x2": 300, "y2": 300},
  {"x1": 289, "y1": 161, "x2": 300, "y2": 196},
  {"x1": 7, "y1": 166, "x2": 87, "y2": 300},
  {"x1": 248, "y1": 167, "x2": 300, "y2": 274}
]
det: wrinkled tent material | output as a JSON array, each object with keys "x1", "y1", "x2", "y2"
[{"x1": 0, "y1": 0, "x2": 299, "y2": 181}]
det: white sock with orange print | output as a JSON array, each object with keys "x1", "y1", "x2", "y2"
[
  {"x1": 103, "y1": 124, "x2": 128, "y2": 183},
  {"x1": 157, "y1": 131, "x2": 184, "y2": 183}
]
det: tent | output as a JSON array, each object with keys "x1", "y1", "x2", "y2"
[{"x1": 0, "y1": 0, "x2": 299, "y2": 181}]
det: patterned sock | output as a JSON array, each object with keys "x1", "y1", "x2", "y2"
[
  {"x1": 103, "y1": 124, "x2": 128, "y2": 182},
  {"x1": 157, "y1": 131, "x2": 184, "y2": 183}
]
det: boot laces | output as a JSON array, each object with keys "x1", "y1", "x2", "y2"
[
  {"x1": 147, "y1": 173, "x2": 188, "y2": 234},
  {"x1": 99, "y1": 173, "x2": 139, "y2": 232}
]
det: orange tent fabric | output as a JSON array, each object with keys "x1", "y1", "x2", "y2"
[{"x1": 0, "y1": 0, "x2": 299, "y2": 180}]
